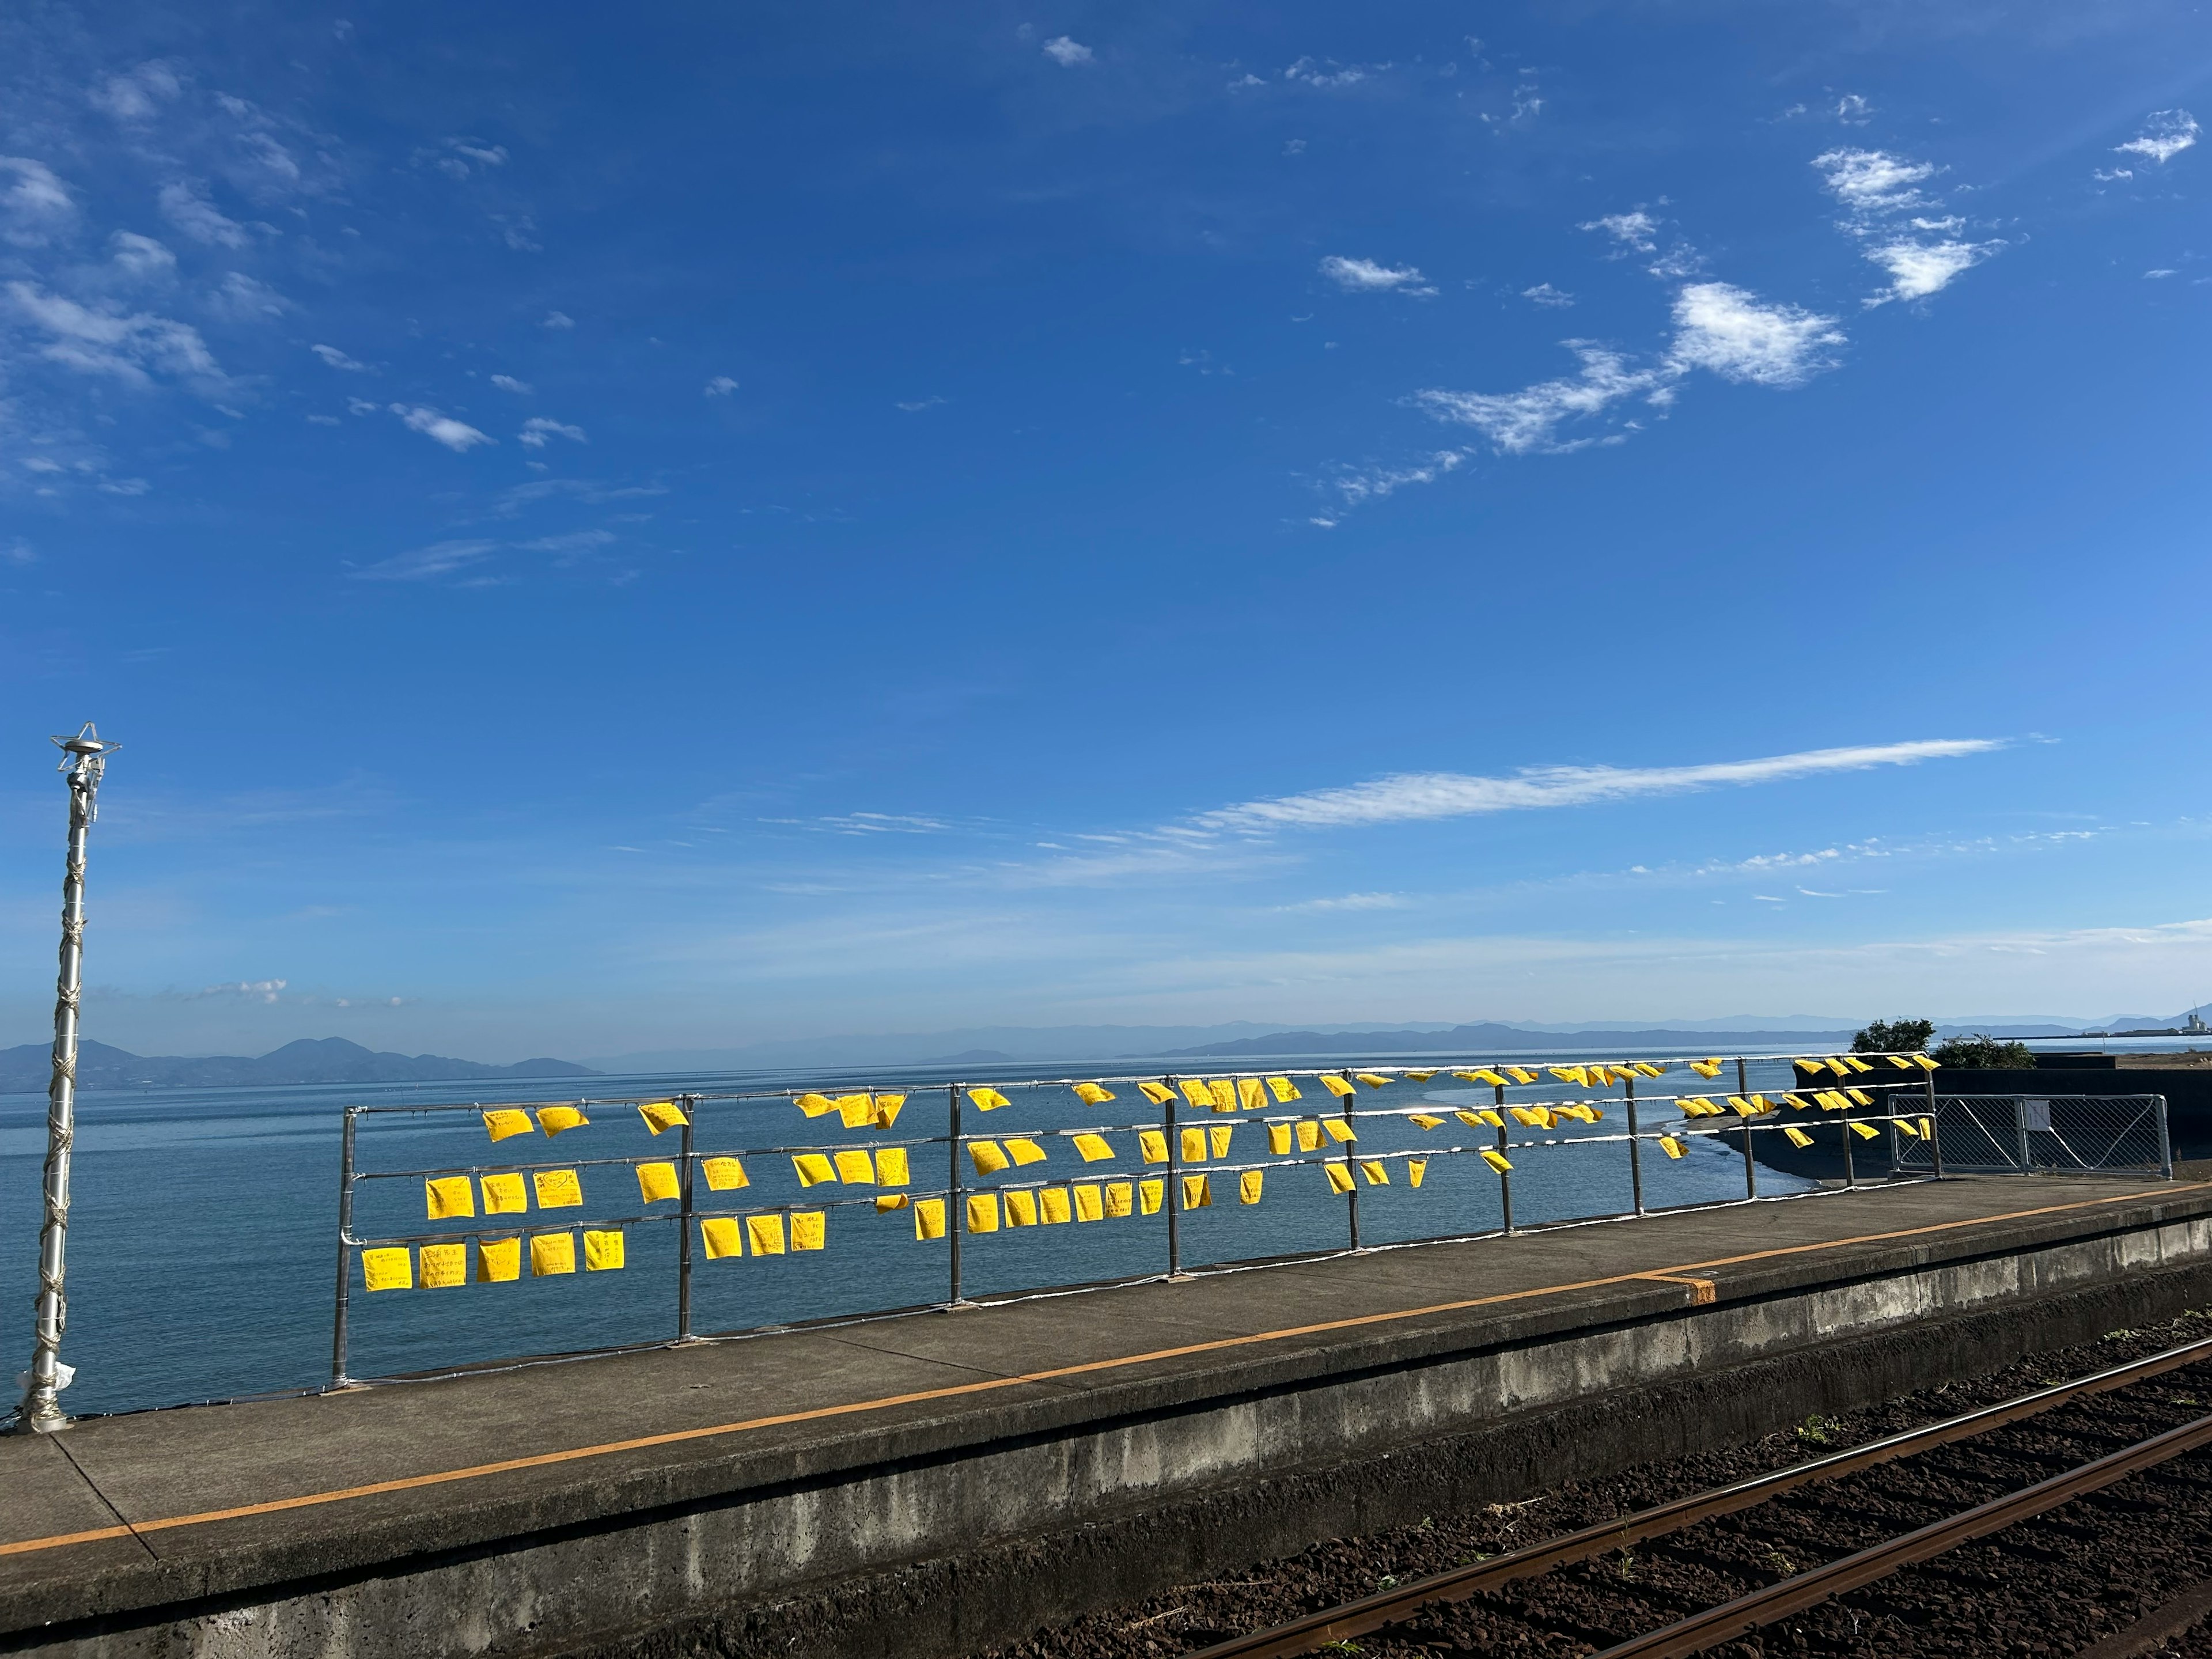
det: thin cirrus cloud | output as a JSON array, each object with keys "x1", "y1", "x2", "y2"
[
  {"x1": 1813, "y1": 147, "x2": 1999, "y2": 305},
  {"x1": 1415, "y1": 281, "x2": 1843, "y2": 455},
  {"x1": 518, "y1": 416, "x2": 586, "y2": 447},
  {"x1": 1190, "y1": 739, "x2": 2006, "y2": 835},
  {"x1": 1319, "y1": 255, "x2": 1437, "y2": 296},
  {"x1": 2115, "y1": 110, "x2": 2199, "y2": 166},
  {"x1": 1041, "y1": 36, "x2": 1093, "y2": 66}
]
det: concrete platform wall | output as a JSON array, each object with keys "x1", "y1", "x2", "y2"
[{"x1": 21, "y1": 1199, "x2": 2212, "y2": 1659}]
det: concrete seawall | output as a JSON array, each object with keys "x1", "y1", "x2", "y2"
[{"x1": 6, "y1": 1176, "x2": 2211, "y2": 1658}]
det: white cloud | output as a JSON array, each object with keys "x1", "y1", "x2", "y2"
[
  {"x1": 1862, "y1": 239, "x2": 1993, "y2": 304},
  {"x1": 1581, "y1": 210, "x2": 1658, "y2": 253},
  {"x1": 1834, "y1": 93, "x2": 1873, "y2": 124},
  {"x1": 349, "y1": 539, "x2": 501, "y2": 581},
  {"x1": 5, "y1": 539, "x2": 33, "y2": 564},
  {"x1": 158, "y1": 181, "x2": 249, "y2": 248},
  {"x1": 1814, "y1": 148, "x2": 1937, "y2": 215},
  {"x1": 1521, "y1": 283, "x2": 1573, "y2": 308},
  {"x1": 1414, "y1": 344, "x2": 1653, "y2": 454},
  {"x1": 704, "y1": 375, "x2": 738, "y2": 396},
  {"x1": 1331, "y1": 450, "x2": 1465, "y2": 505},
  {"x1": 1285, "y1": 57, "x2": 1381, "y2": 88},
  {"x1": 0, "y1": 157, "x2": 75, "y2": 247},
  {"x1": 2116, "y1": 110, "x2": 2199, "y2": 165},
  {"x1": 896, "y1": 395, "x2": 946, "y2": 411},
  {"x1": 1279, "y1": 892, "x2": 1410, "y2": 911},
  {"x1": 5, "y1": 281, "x2": 218, "y2": 386},
  {"x1": 1193, "y1": 738, "x2": 2007, "y2": 835},
  {"x1": 88, "y1": 62, "x2": 182, "y2": 122},
  {"x1": 1665, "y1": 282, "x2": 1843, "y2": 385},
  {"x1": 518, "y1": 416, "x2": 586, "y2": 447},
  {"x1": 1041, "y1": 36, "x2": 1093, "y2": 66},
  {"x1": 541, "y1": 310, "x2": 574, "y2": 329},
  {"x1": 490, "y1": 373, "x2": 532, "y2": 393},
  {"x1": 210, "y1": 271, "x2": 286, "y2": 320},
  {"x1": 1319, "y1": 255, "x2": 1437, "y2": 295},
  {"x1": 312, "y1": 343, "x2": 368, "y2": 371},
  {"x1": 389, "y1": 404, "x2": 494, "y2": 451},
  {"x1": 2146, "y1": 268, "x2": 2176, "y2": 279},
  {"x1": 109, "y1": 230, "x2": 175, "y2": 278}
]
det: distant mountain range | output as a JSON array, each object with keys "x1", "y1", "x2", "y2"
[
  {"x1": 1157, "y1": 1022, "x2": 1860, "y2": 1058},
  {"x1": 0, "y1": 1036, "x2": 596, "y2": 1095}
]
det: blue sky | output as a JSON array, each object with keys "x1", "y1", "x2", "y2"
[{"x1": 3, "y1": 1, "x2": 2210, "y2": 1060}]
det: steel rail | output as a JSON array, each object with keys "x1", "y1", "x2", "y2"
[
  {"x1": 1593, "y1": 1407, "x2": 2212, "y2": 1658},
  {"x1": 1182, "y1": 1330, "x2": 2212, "y2": 1659}
]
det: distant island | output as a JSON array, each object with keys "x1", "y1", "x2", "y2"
[
  {"x1": 1154, "y1": 1022, "x2": 1866, "y2": 1058},
  {"x1": 0, "y1": 1036, "x2": 597, "y2": 1095}
]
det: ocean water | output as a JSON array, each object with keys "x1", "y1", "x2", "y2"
[{"x1": 0, "y1": 1053, "x2": 1836, "y2": 1419}]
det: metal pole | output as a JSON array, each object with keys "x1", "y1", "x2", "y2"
[
  {"x1": 2016, "y1": 1096, "x2": 2033, "y2": 1175},
  {"x1": 2157, "y1": 1093, "x2": 2174, "y2": 1181},
  {"x1": 1925, "y1": 1069, "x2": 1944, "y2": 1180},
  {"x1": 1841, "y1": 1086, "x2": 1857, "y2": 1188},
  {"x1": 1625, "y1": 1076, "x2": 1645, "y2": 1216},
  {"x1": 676, "y1": 1096, "x2": 696, "y2": 1342},
  {"x1": 1737, "y1": 1056, "x2": 1757, "y2": 1200},
  {"x1": 1494, "y1": 1080, "x2": 1513, "y2": 1236},
  {"x1": 1163, "y1": 1078, "x2": 1181, "y2": 1277},
  {"x1": 17, "y1": 724, "x2": 118, "y2": 1435},
  {"x1": 947, "y1": 1085, "x2": 964, "y2": 1305},
  {"x1": 330, "y1": 1107, "x2": 357, "y2": 1387},
  {"x1": 1340, "y1": 1071, "x2": 1360, "y2": 1250}
]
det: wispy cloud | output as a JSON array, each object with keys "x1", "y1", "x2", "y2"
[
  {"x1": 1041, "y1": 36, "x2": 1093, "y2": 66},
  {"x1": 1522, "y1": 283, "x2": 1573, "y2": 308},
  {"x1": 311, "y1": 343, "x2": 368, "y2": 371},
  {"x1": 2116, "y1": 110, "x2": 2199, "y2": 165},
  {"x1": 518, "y1": 416, "x2": 586, "y2": 447},
  {"x1": 157, "y1": 180, "x2": 249, "y2": 248},
  {"x1": 6, "y1": 281, "x2": 219, "y2": 387},
  {"x1": 1285, "y1": 57, "x2": 1385, "y2": 88},
  {"x1": 1414, "y1": 344, "x2": 1650, "y2": 455},
  {"x1": 491, "y1": 374, "x2": 532, "y2": 393},
  {"x1": 1193, "y1": 739, "x2": 2006, "y2": 835},
  {"x1": 704, "y1": 375, "x2": 738, "y2": 396},
  {"x1": 1581, "y1": 210, "x2": 1658, "y2": 253},
  {"x1": 1320, "y1": 255, "x2": 1437, "y2": 296},
  {"x1": 1814, "y1": 147, "x2": 1999, "y2": 305},
  {"x1": 347, "y1": 539, "x2": 501, "y2": 581},
  {"x1": 541, "y1": 310, "x2": 574, "y2": 329},
  {"x1": 0, "y1": 157, "x2": 76, "y2": 247},
  {"x1": 1666, "y1": 281, "x2": 1843, "y2": 386},
  {"x1": 1277, "y1": 892, "x2": 1410, "y2": 912},
  {"x1": 391, "y1": 404, "x2": 494, "y2": 451}
]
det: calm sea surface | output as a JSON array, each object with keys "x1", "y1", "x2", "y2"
[{"x1": 4, "y1": 1047, "x2": 1931, "y2": 1419}]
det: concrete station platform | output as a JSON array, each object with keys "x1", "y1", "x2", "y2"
[{"x1": 8, "y1": 1174, "x2": 2212, "y2": 1659}]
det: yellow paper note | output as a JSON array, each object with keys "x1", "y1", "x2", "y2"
[
  {"x1": 1071, "y1": 1132, "x2": 1115, "y2": 1162},
  {"x1": 837, "y1": 1093, "x2": 876, "y2": 1129},
  {"x1": 1658, "y1": 1136, "x2": 1685, "y2": 1160},
  {"x1": 1407, "y1": 1158, "x2": 1427, "y2": 1188},
  {"x1": 1409, "y1": 1113, "x2": 1445, "y2": 1130},
  {"x1": 536, "y1": 1106, "x2": 589, "y2": 1137},
  {"x1": 914, "y1": 1199, "x2": 948, "y2": 1240},
  {"x1": 1040, "y1": 1188, "x2": 1072, "y2": 1225},
  {"x1": 792, "y1": 1153, "x2": 836, "y2": 1187},
  {"x1": 790, "y1": 1211, "x2": 825, "y2": 1251},
  {"x1": 480, "y1": 1172, "x2": 528, "y2": 1215},
  {"x1": 795, "y1": 1092, "x2": 835, "y2": 1117},
  {"x1": 584, "y1": 1230, "x2": 625, "y2": 1271},
  {"x1": 1783, "y1": 1126, "x2": 1813, "y2": 1149},
  {"x1": 1849, "y1": 1120, "x2": 1881, "y2": 1141},
  {"x1": 1181, "y1": 1173, "x2": 1211, "y2": 1210},
  {"x1": 1139, "y1": 1179, "x2": 1164, "y2": 1215},
  {"x1": 1238, "y1": 1169, "x2": 1263, "y2": 1205},
  {"x1": 530, "y1": 1233, "x2": 575, "y2": 1277},
  {"x1": 1208, "y1": 1124, "x2": 1233, "y2": 1158},
  {"x1": 1005, "y1": 1138, "x2": 1048, "y2": 1166},
  {"x1": 1180, "y1": 1126, "x2": 1207, "y2": 1162},
  {"x1": 875, "y1": 1194, "x2": 909, "y2": 1212},
  {"x1": 475, "y1": 1236, "x2": 522, "y2": 1282},
  {"x1": 1005, "y1": 1189, "x2": 1038, "y2": 1227},
  {"x1": 1297, "y1": 1120, "x2": 1323, "y2": 1152},
  {"x1": 638, "y1": 1100, "x2": 689, "y2": 1135},
  {"x1": 1209, "y1": 1080, "x2": 1237, "y2": 1111},
  {"x1": 968, "y1": 1141, "x2": 1010, "y2": 1175},
  {"x1": 1325, "y1": 1162, "x2": 1355, "y2": 1194},
  {"x1": 1266, "y1": 1076, "x2": 1301, "y2": 1102},
  {"x1": 702, "y1": 1157, "x2": 748, "y2": 1191},
  {"x1": 420, "y1": 1243, "x2": 466, "y2": 1288},
  {"x1": 1104, "y1": 1181, "x2": 1134, "y2": 1218},
  {"x1": 873, "y1": 1094, "x2": 906, "y2": 1130},
  {"x1": 532, "y1": 1169, "x2": 584, "y2": 1209},
  {"x1": 747, "y1": 1214, "x2": 787, "y2": 1255},
  {"x1": 1139, "y1": 1129, "x2": 1168, "y2": 1164},
  {"x1": 426, "y1": 1176, "x2": 475, "y2": 1221},
  {"x1": 1071, "y1": 1082, "x2": 1116, "y2": 1104},
  {"x1": 967, "y1": 1086, "x2": 1010, "y2": 1110},
  {"x1": 1267, "y1": 1122, "x2": 1292, "y2": 1155},
  {"x1": 1360, "y1": 1160, "x2": 1388, "y2": 1186},
  {"x1": 1405, "y1": 1070, "x2": 1438, "y2": 1082},
  {"x1": 876, "y1": 1147, "x2": 910, "y2": 1186},
  {"x1": 834, "y1": 1149, "x2": 875, "y2": 1184},
  {"x1": 1138, "y1": 1081, "x2": 1176, "y2": 1104},
  {"x1": 1355, "y1": 1072, "x2": 1392, "y2": 1089},
  {"x1": 482, "y1": 1109, "x2": 535, "y2": 1142},
  {"x1": 1238, "y1": 1077, "x2": 1267, "y2": 1110},
  {"x1": 701, "y1": 1218, "x2": 743, "y2": 1260},
  {"x1": 1480, "y1": 1148, "x2": 1513, "y2": 1173},
  {"x1": 1322, "y1": 1118, "x2": 1357, "y2": 1144},
  {"x1": 362, "y1": 1247, "x2": 412, "y2": 1291},
  {"x1": 1074, "y1": 1184, "x2": 1104, "y2": 1222},
  {"x1": 1320, "y1": 1074, "x2": 1357, "y2": 1097}
]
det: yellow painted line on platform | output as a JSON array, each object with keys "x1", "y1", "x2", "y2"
[{"x1": 5, "y1": 1181, "x2": 2206, "y2": 1562}]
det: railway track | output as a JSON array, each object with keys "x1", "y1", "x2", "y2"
[{"x1": 1177, "y1": 1332, "x2": 2212, "y2": 1659}]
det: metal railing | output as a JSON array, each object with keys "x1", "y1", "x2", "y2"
[
  {"x1": 1890, "y1": 1094, "x2": 2171, "y2": 1179},
  {"x1": 325, "y1": 1052, "x2": 2149, "y2": 1387}
]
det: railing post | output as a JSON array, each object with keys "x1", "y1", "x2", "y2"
[
  {"x1": 1925, "y1": 1069, "x2": 1943, "y2": 1180},
  {"x1": 676, "y1": 1096, "x2": 696, "y2": 1342},
  {"x1": 1737, "y1": 1056, "x2": 1758, "y2": 1199},
  {"x1": 948, "y1": 1084, "x2": 964, "y2": 1305},
  {"x1": 2016, "y1": 1096, "x2": 2033, "y2": 1174},
  {"x1": 2157, "y1": 1094, "x2": 2173, "y2": 1180},
  {"x1": 330, "y1": 1106, "x2": 357, "y2": 1387},
  {"x1": 1840, "y1": 1086, "x2": 1857, "y2": 1188},
  {"x1": 1340, "y1": 1070, "x2": 1360, "y2": 1249},
  {"x1": 1162, "y1": 1077, "x2": 1181, "y2": 1278},
  {"x1": 1494, "y1": 1080, "x2": 1513, "y2": 1236},
  {"x1": 1625, "y1": 1076, "x2": 1644, "y2": 1216}
]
